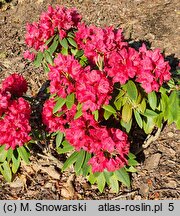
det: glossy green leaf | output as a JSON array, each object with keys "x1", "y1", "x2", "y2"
[
  {"x1": 67, "y1": 37, "x2": 78, "y2": 48},
  {"x1": 67, "y1": 32, "x2": 75, "y2": 38},
  {"x1": 61, "y1": 47, "x2": 68, "y2": 55},
  {"x1": 102, "y1": 104, "x2": 116, "y2": 114},
  {"x1": 128, "y1": 152, "x2": 136, "y2": 159},
  {"x1": 57, "y1": 140, "x2": 74, "y2": 154},
  {"x1": 114, "y1": 167, "x2": 130, "y2": 188},
  {"x1": 103, "y1": 170, "x2": 113, "y2": 186},
  {"x1": 92, "y1": 110, "x2": 99, "y2": 121},
  {"x1": 66, "y1": 93, "x2": 75, "y2": 110},
  {"x1": 125, "y1": 166, "x2": 137, "y2": 173},
  {"x1": 12, "y1": 153, "x2": 20, "y2": 174},
  {"x1": 74, "y1": 108, "x2": 83, "y2": 119},
  {"x1": 138, "y1": 98, "x2": 146, "y2": 113},
  {"x1": 148, "y1": 91, "x2": 157, "y2": 110},
  {"x1": 44, "y1": 50, "x2": 53, "y2": 65},
  {"x1": 109, "y1": 174, "x2": 119, "y2": 193},
  {"x1": 56, "y1": 131, "x2": 64, "y2": 149},
  {"x1": 34, "y1": 52, "x2": 43, "y2": 67},
  {"x1": 82, "y1": 152, "x2": 91, "y2": 176},
  {"x1": 62, "y1": 152, "x2": 79, "y2": 171},
  {"x1": 88, "y1": 173, "x2": 97, "y2": 184},
  {"x1": 120, "y1": 119, "x2": 132, "y2": 133},
  {"x1": 74, "y1": 150, "x2": 86, "y2": 174},
  {"x1": 60, "y1": 38, "x2": 68, "y2": 49},
  {"x1": 134, "y1": 110, "x2": 143, "y2": 128},
  {"x1": 6, "y1": 148, "x2": 13, "y2": 162},
  {"x1": 75, "y1": 50, "x2": 84, "y2": 58},
  {"x1": 17, "y1": 146, "x2": 30, "y2": 164},
  {"x1": 53, "y1": 97, "x2": 66, "y2": 114},
  {"x1": 144, "y1": 109, "x2": 158, "y2": 117},
  {"x1": 97, "y1": 172, "x2": 106, "y2": 193},
  {"x1": 48, "y1": 36, "x2": 59, "y2": 54},
  {"x1": 104, "y1": 109, "x2": 112, "y2": 120},
  {"x1": 128, "y1": 158, "x2": 138, "y2": 166},
  {"x1": 114, "y1": 98, "x2": 122, "y2": 110},
  {"x1": 0, "y1": 161, "x2": 12, "y2": 182},
  {"x1": 0, "y1": 145, "x2": 8, "y2": 163},
  {"x1": 122, "y1": 103, "x2": 132, "y2": 123},
  {"x1": 126, "y1": 80, "x2": 138, "y2": 101},
  {"x1": 71, "y1": 48, "x2": 78, "y2": 56}
]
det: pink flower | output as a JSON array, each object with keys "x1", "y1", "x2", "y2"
[
  {"x1": 2, "y1": 73, "x2": 28, "y2": 97},
  {"x1": 136, "y1": 44, "x2": 171, "y2": 93},
  {"x1": 23, "y1": 50, "x2": 36, "y2": 61},
  {"x1": 0, "y1": 98, "x2": 31, "y2": 150}
]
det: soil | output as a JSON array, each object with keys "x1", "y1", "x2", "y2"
[{"x1": 0, "y1": 0, "x2": 179, "y2": 200}]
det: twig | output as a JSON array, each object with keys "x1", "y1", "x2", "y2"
[
  {"x1": 37, "y1": 152, "x2": 63, "y2": 169},
  {"x1": 112, "y1": 190, "x2": 138, "y2": 200},
  {"x1": 142, "y1": 127, "x2": 162, "y2": 149}
]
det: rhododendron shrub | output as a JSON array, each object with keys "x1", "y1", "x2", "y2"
[{"x1": 0, "y1": 5, "x2": 179, "y2": 192}]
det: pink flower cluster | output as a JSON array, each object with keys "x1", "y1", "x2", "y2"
[
  {"x1": 75, "y1": 23, "x2": 171, "y2": 93},
  {"x1": 0, "y1": 74, "x2": 31, "y2": 150},
  {"x1": 25, "y1": 5, "x2": 81, "y2": 52},
  {"x1": 65, "y1": 113, "x2": 129, "y2": 172},
  {"x1": 48, "y1": 54, "x2": 112, "y2": 111},
  {"x1": 1, "y1": 73, "x2": 28, "y2": 97}
]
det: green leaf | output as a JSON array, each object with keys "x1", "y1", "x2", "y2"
[
  {"x1": 44, "y1": 50, "x2": 53, "y2": 65},
  {"x1": 48, "y1": 36, "x2": 59, "y2": 55},
  {"x1": 62, "y1": 152, "x2": 79, "y2": 171},
  {"x1": 74, "y1": 109, "x2": 83, "y2": 119},
  {"x1": 67, "y1": 32, "x2": 75, "y2": 38},
  {"x1": 60, "y1": 38, "x2": 68, "y2": 49},
  {"x1": 0, "y1": 161, "x2": 12, "y2": 182},
  {"x1": 148, "y1": 91, "x2": 157, "y2": 110},
  {"x1": 17, "y1": 146, "x2": 30, "y2": 164},
  {"x1": 88, "y1": 173, "x2": 97, "y2": 184},
  {"x1": 114, "y1": 167, "x2": 130, "y2": 188},
  {"x1": 61, "y1": 47, "x2": 68, "y2": 56},
  {"x1": 120, "y1": 119, "x2": 132, "y2": 133},
  {"x1": 57, "y1": 140, "x2": 74, "y2": 154},
  {"x1": 144, "y1": 109, "x2": 158, "y2": 117},
  {"x1": 169, "y1": 91, "x2": 179, "y2": 121},
  {"x1": 71, "y1": 48, "x2": 78, "y2": 56},
  {"x1": 34, "y1": 52, "x2": 43, "y2": 67},
  {"x1": 114, "y1": 98, "x2": 122, "y2": 110},
  {"x1": 12, "y1": 153, "x2": 20, "y2": 174},
  {"x1": 82, "y1": 152, "x2": 91, "y2": 176},
  {"x1": 103, "y1": 170, "x2": 113, "y2": 186},
  {"x1": 125, "y1": 166, "x2": 137, "y2": 173},
  {"x1": 103, "y1": 109, "x2": 112, "y2": 120},
  {"x1": 97, "y1": 172, "x2": 106, "y2": 193},
  {"x1": 134, "y1": 110, "x2": 143, "y2": 128},
  {"x1": 45, "y1": 35, "x2": 54, "y2": 46},
  {"x1": 75, "y1": 50, "x2": 84, "y2": 58},
  {"x1": 122, "y1": 103, "x2": 132, "y2": 123},
  {"x1": 128, "y1": 158, "x2": 138, "y2": 166},
  {"x1": 128, "y1": 152, "x2": 136, "y2": 159},
  {"x1": 53, "y1": 97, "x2": 66, "y2": 114},
  {"x1": 56, "y1": 131, "x2": 64, "y2": 149},
  {"x1": 102, "y1": 105, "x2": 116, "y2": 114},
  {"x1": 109, "y1": 174, "x2": 119, "y2": 193},
  {"x1": 138, "y1": 98, "x2": 146, "y2": 113},
  {"x1": 67, "y1": 37, "x2": 78, "y2": 48},
  {"x1": 0, "y1": 145, "x2": 8, "y2": 163},
  {"x1": 143, "y1": 117, "x2": 155, "y2": 134},
  {"x1": 66, "y1": 93, "x2": 75, "y2": 110},
  {"x1": 74, "y1": 150, "x2": 86, "y2": 174},
  {"x1": 126, "y1": 80, "x2": 138, "y2": 101},
  {"x1": 92, "y1": 110, "x2": 99, "y2": 121},
  {"x1": 6, "y1": 148, "x2": 13, "y2": 162}
]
